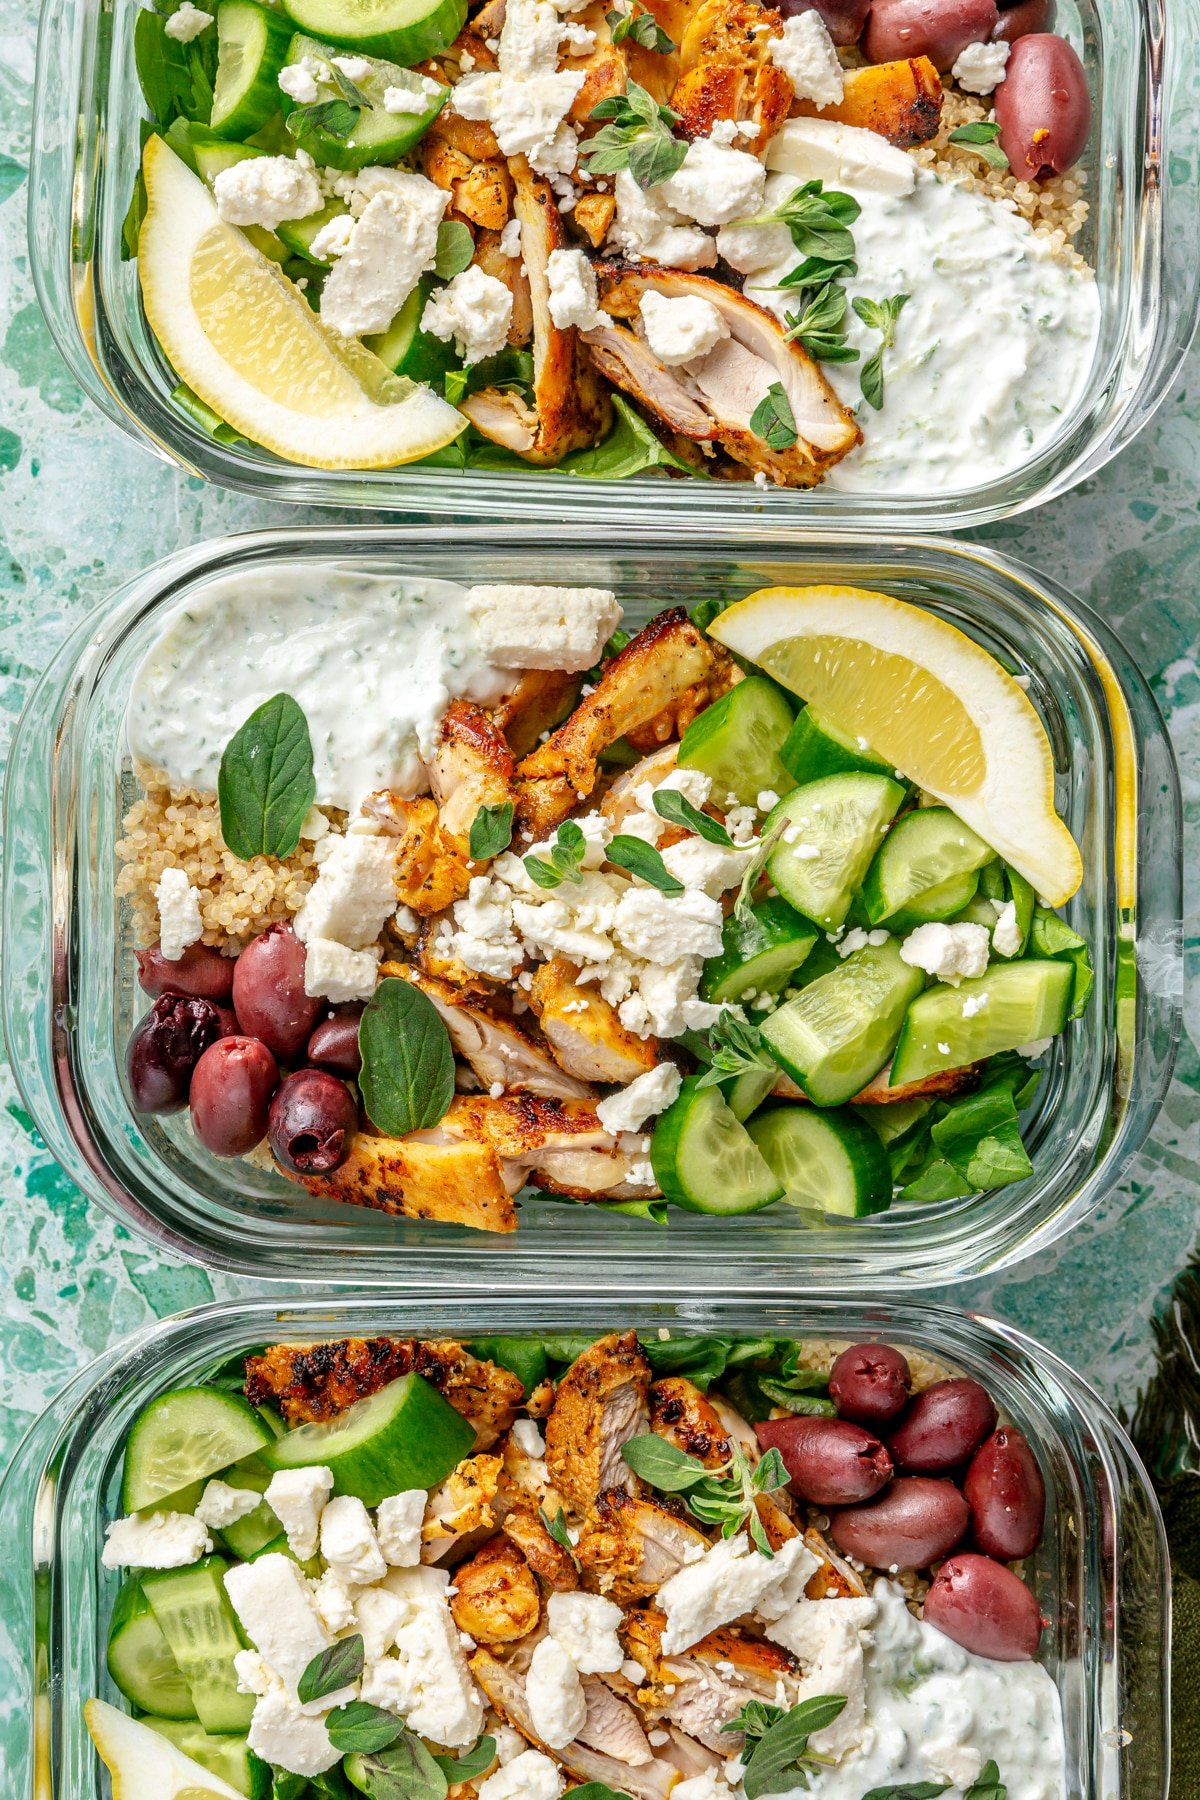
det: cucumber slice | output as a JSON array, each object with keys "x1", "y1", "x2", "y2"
[
  {"x1": 862, "y1": 807, "x2": 995, "y2": 927},
  {"x1": 123, "y1": 1389, "x2": 273, "y2": 1514},
  {"x1": 760, "y1": 939, "x2": 925, "y2": 1107},
  {"x1": 885, "y1": 867, "x2": 983, "y2": 933},
  {"x1": 724, "y1": 1065, "x2": 778, "y2": 1123},
  {"x1": 677, "y1": 676, "x2": 795, "y2": 808},
  {"x1": 249, "y1": 1532, "x2": 322, "y2": 1577},
  {"x1": 747, "y1": 1106, "x2": 892, "y2": 1217},
  {"x1": 210, "y1": 0, "x2": 294, "y2": 139},
  {"x1": 651, "y1": 1075, "x2": 785, "y2": 1213},
  {"x1": 765, "y1": 774, "x2": 906, "y2": 931},
  {"x1": 142, "y1": 1557, "x2": 254, "y2": 1734},
  {"x1": 276, "y1": 196, "x2": 347, "y2": 264},
  {"x1": 279, "y1": 34, "x2": 449, "y2": 169},
  {"x1": 367, "y1": 277, "x2": 459, "y2": 380},
  {"x1": 890, "y1": 959, "x2": 1074, "y2": 1086},
  {"x1": 279, "y1": 0, "x2": 466, "y2": 66},
  {"x1": 141, "y1": 1720, "x2": 270, "y2": 1800},
  {"x1": 700, "y1": 897, "x2": 818, "y2": 1004},
  {"x1": 215, "y1": 1489, "x2": 281, "y2": 1561},
  {"x1": 261, "y1": 1372, "x2": 475, "y2": 1503},
  {"x1": 107, "y1": 1577, "x2": 196, "y2": 1719},
  {"x1": 780, "y1": 705, "x2": 894, "y2": 786}
]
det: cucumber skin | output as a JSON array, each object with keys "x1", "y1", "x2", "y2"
[
  {"x1": 210, "y1": 0, "x2": 295, "y2": 140},
  {"x1": 761, "y1": 941, "x2": 926, "y2": 1108},
  {"x1": 747, "y1": 1105, "x2": 893, "y2": 1218},
  {"x1": 141, "y1": 1555, "x2": 255, "y2": 1734},
  {"x1": 106, "y1": 1578, "x2": 197, "y2": 1720},
  {"x1": 122, "y1": 1387, "x2": 273, "y2": 1514},
  {"x1": 890, "y1": 959, "x2": 1073, "y2": 1087},
  {"x1": 883, "y1": 867, "x2": 982, "y2": 934},
  {"x1": 279, "y1": 0, "x2": 466, "y2": 64},
  {"x1": 861, "y1": 806, "x2": 993, "y2": 926},
  {"x1": 780, "y1": 705, "x2": 892, "y2": 786},
  {"x1": 262, "y1": 1371, "x2": 476, "y2": 1503},
  {"x1": 651, "y1": 1076, "x2": 784, "y2": 1214},
  {"x1": 765, "y1": 774, "x2": 906, "y2": 932},
  {"x1": 700, "y1": 897, "x2": 818, "y2": 1004},
  {"x1": 278, "y1": 33, "x2": 449, "y2": 170},
  {"x1": 677, "y1": 676, "x2": 795, "y2": 808}
]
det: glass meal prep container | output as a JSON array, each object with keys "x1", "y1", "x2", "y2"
[
  {"x1": 2, "y1": 526, "x2": 1182, "y2": 1287},
  {"x1": 0, "y1": 1292, "x2": 1172, "y2": 1799},
  {"x1": 27, "y1": 0, "x2": 1200, "y2": 527}
]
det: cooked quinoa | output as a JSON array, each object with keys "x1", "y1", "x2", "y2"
[{"x1": 116, "y1": 769, "x2": 324, "y2": 952}]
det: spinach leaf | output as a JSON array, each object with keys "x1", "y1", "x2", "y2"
[
  {"x1": 358, "y1": 978, "x2": 456, "y2": 1137},
  {"x1": 217, "y1": 692, "x2": 316, "y2": 861},
  {"x1": 466, "y1": 1336, "x2": 549, "y2": 1394},
  {"x1": 1027, "y1": 907, "x2": 1093, "y2": 1017},
  {"x1": 559, "y1": 394, "x2": 699, "y2": 480}
]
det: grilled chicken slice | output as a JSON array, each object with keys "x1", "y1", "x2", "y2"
[
  {"x1": 770, "y1": 1062, "x2": 982, "y2": 1104},
  {"x1": 476, "y1": 227, "x2": 536, "y2": 345},
  {"x1": 423, "y1": 1453, "x2": 505, "y2": 1563},
  {"x1": 528, "y1": 960, "x2": 662, "y2": 1084},
  {"x1": 244, "y1": 1338, "x2": 524, "y2": 1442},
  {"x1": 793, "y1": 55, "x2": 943, "y2": 147},
  {"x1": 498, "y1": 1494, "x2": 581, "y2": 1590},
  {"x1": 661, "y1": 1631, "x2": 801, "y2": 1749},
  {"x1": 276, "y1": 1130, "x2": 519, "y2": 1233},
  {"x1": 533, "y1": 1148, "x2": 660, "y2": 1200},
  {"x1": 587, "y1": 268, "x2": 860, "y2": 487},
  {"x1": 362, "y1": 792, "x2": 470, "y2": 915},
  {"x1": 649, "y1": 1378, "x2": 733, "y2": 1469},
  {"x1": 462, "y1": 157, "x2": 611, "y2": 464},
  {"x1": 598, "y1": 745, "x2": 679, "y2": 829},
  {"x1": 491, "y1": 667, "x2": 583, "y2": 758},
  {"x1": 671, "y1": 0, "x2": 794, "y2": 156},
  {"x1": 450, "y1": 1535, "x2": 542, "y2": 1642},
  {"x1": 576, "y1": 1491, "x2": 711, "y2": 1601},
  {"x1": 545, "y1": 1332, "x2": 652, "y2": 1516},
  {"x1": 472, "y1": 1650, "x2": 681, "y2": 1800},
  {"x1": 803, "y1": 1523, "x2": 868, "y2": 1599},
  {"x1": 398, "y1": 970, "x2": 596, "y2": 1101},
  {"x1": 429, "y1": 1093, "x2": 658, "y2": 1201},
  {"x1": 710, "y1": 1395, "x2": 759, "y2": 1460},
  {"x1": 420, "y1": 111, "x2": 513, "y2": 229},
  {"x1": 430, "y1": 700, "x2": 517, "y2": 848},
  {"x1": 578, "y1": 1678, "x2": 655, "y2": 1765},
  {"x1": 515, "y1": 610, "x2": 736, "y2": 839}
]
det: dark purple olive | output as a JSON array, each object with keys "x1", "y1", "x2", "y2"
[
  {"x1": 925, "y1": 1553, "x2": 1044, "y2": 1660},
  {"x1": 136, "y1": 941, "x2": 236, "y2": 1003},
  {"x1": 964, "y1": 1428, "x2": 1046, "y2": 1560},
  {"x1": 757, "y1": 1416, "x2": 893, "y2": 1506},
  {"x1": 829, "y1": 1343, "x2": 911, "y2": 1426},
  {"x1": 830, "y1": 1477, "x2": 969, "y2": 1569},
  {"x1": 189, "y1": 1036, "x2": 279, "y2": 1156},
  {"x1": 991, "y1": 0, "x2": 1055, "y2": 43},
  {"x1": 269, "y1": 1070, "x2": 358, "y2": 1174},
  {"x1": 126, "y1": 995, "x2": 227, "y2": 1114},
  {"x1": 776, "y1": 0, "x2": 871, "y2": 46},
  {"x1": 889, "y1": 1378, "x2": 998, "y2": 1473},
  {"x1": 231, "y1": 923, "x2": 322, "y2": 1063},
  {"x1": 306, "y1": 1006, "x2": 365, "y2": 1077},
  {"x1": 994, "y1": 32, "x2": 1091, "y2": 178},
  {"x1": 863, "y1": 0, "x2": 998, "y2": 68}
]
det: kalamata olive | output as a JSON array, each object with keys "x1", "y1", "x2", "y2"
[
  {"x1": 135, "y1": 941, "x2": 236, "y2": 1003},
  {"x1": 888, "y1": 1378, "x2": 998, "y2": 1472},
  {"x1": 830, "y1": 1477, "x2": 970, "y2": 1569},
  {"x1": 126, "y1": 995, "x2": 227, "y2": 1114},
  {"x1": 306, "y1": 1006, "x2": 365, "y2": 1077},
  {"x1": 964, "y1": 1428, "x2": 1046, "y2": 1560},
  {"x1": 924, "y1": 1553, "x2": 1044, "y2": 1660},
  {"x1": 829, "y1": 1343, "x2": 911, "y2": 1426},
  {"x1": 994, "y1": 32, "x2": 1091, "y2": 178},
  {"x1": 777, "y1": 0, "x2": 871, "y2": 46},
  {"x1": 991, "y1": 0, "x2": 1055, "y2": 44},
  {"x1": 231, "y1": 922, "x2": 322, "y2": 1063},
  {"x1": 863, "y1": 0, "x2": 998, "y2": 69},
  {"x1": 756, "y1": 1416, "x2": 893, "y2": 1505},
  {"x1": 269, "y1": 1069, "x2": 358, "y2": 1174},
  {"x1": 189, "y1": 1036, "x2": 279, "y2": 1156}
]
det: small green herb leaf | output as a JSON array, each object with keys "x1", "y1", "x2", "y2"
[
  {"x1": 524, "y1": 820, "x2": 589, "y2": 888},
  {"x1": 853, "y1": 292, "x2": 909, "y2": 411},
  {"x1": 606, "y1": 835, "x2": 685, "y2": 893},
  {"x1": 653, "y1": 789, "x2": 733, "y2": 844},
  {"x1": 432, "y1": 1736, "x2": 498, "y2": 1781},
  {"x1": 297, "y1": 1634, "x2": 364, "y2": 1705},
  {"x1": 565, "y1": 1787, "x2": 637, "y2": 1800},
  {"x1": 738, "y1": 180, "x2": 860, "y2": 264},
  {"x1": 695, "y1": 1012, "x2": 779, "y2": 1091},
  {"x1": 948, "y1": 119, "x2": 1010, "y2": 170},
  {"x1": 722, "y1": 1699, "x2": 784, "y2": 1748},
  {"x1": 607, "y1": 5, "x2": 675, "y2": 50},
  {"x1": 285, "y1": 97, "x2": 360, "y2": 145},
  {"x1": 621, "y1": 1434, "x2": 712, "y2": 1491},
  {"x1": 964, "y1": 1762, "x2": 1006, "y2": 1800},
  {"x1": 860, "y1": 1785, "x2": 951, "y2": 1800},
  {"x1": 749, "y1": 382, "x2": 798, "y2": 451},
  {"x1": 330, "y1": 61, "x2": 371, "y2": 107},
  {"x1": 435, "y1": 219, "x2": 475, "y2": 280},
  {"x1": 346, "y1": 1732, "x2": 449, "y2": 1800},
  {"x1": 469, "y1": 801, "x2": 514, "y2": 861},
  {"x1": 741, "y1": 1694, "x2": 848, "y2": 1799},
  {"x1": 326, "y1": 1700, "x2": 408, "y2": 1754},
  {"x1": 538, "y1": 1503, "x2": 581, "y2": 1566},
  {"x1": 358, "y1": 977, "x2": 456, "y2": 1137},
  {"x1": 581, "y1": 80, "x2": 687, "y2": 188},
  {"x1": 782, "y1": 280, "x2": 860, "y2": 364},
  {"x1": 217, "y1": 692, "x2": 316, "y2": 861}
]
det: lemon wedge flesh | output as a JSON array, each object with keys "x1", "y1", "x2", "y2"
[
  {"x1": 85, "y1": 1701, "x2": 244, "y2": 1800},
  {"x1": 138, "y1": 136, "x2": 465, "y2": 470},
  {"x1": 709, "y1": 584, "x2": 1083, "y2": 907}
]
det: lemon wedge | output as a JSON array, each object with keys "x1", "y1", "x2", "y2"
[
  {"x1": 138, "y1": 136, "x2": 465, "y2": 470},
  {"x1": 84, "y1": 1701, "x2": 244, "y2": 1800},
  {"x1": 709, "y1": 584, "x2": 1083, "y2": 906}
]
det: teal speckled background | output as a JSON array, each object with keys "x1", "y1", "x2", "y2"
[{"x1": 0, "y1": 0, "x2": 1197, "y2": 1576}]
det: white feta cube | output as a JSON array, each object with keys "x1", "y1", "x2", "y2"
[
  {"x1": 478, "y1": 1749, "x2": 565, "y2": 1800},
  {"x1": 951, "y1": 39, "x2": 1010, "y2": 94},
  {"x1": 155, "y1": 866, "x2": 204, "y2": 961},
  {"x1": 546, "y1": 248, "x2": 612, "y2": 331},
  {"x1": 319, "y1": 171, "x2": 447, "y2": 339},
  {"x1": 302, "y1": 935, "x2": 380, "y2": 1002},
  {"x1": 525, "y1": 1636, "x2": 587, "y2": 1748},
  {"x1": 263, "y1": 1466, "x2": 334, "y2": 1562},
  {"x1": 223, "y1": 1554, "x2": 343, "y2": 1700},
  {"x1": 101, "y1": 1511, "x2": 212, "y2": 1570},
  {"x1": 900, "y1": 921, "x2": 991, "y2": 986},
  {"x1": 213, "y1": 156, "x2": 323, "y2": 230},
  {"x1": 293, "y1": 833, "x2": 399, "y2": 951},
  {"x1": 320, "y1": 1494, "x2": 388, "y2": 1586},
  {"x1": 546, "y1": 1590, "x2": 625, "y2": 1673},
  {"x1": 639, "y1": 291, "x2": 730, "y2": 366},
  {"x1": 375, "y1": 1489, "x2": 427, "y2": 1567},
  {"x1": 658, "y1": 1535, "x2": 819, "y2": 1653},
  {"x1": 465, "y1": 584, "x2": 623, "y2": 673},
  {"x1": 420, "y1": 265, "x2": 515, "y2": 364},
  {"x1": 193, "y1": 1480, "x2": 263, "y2": 1530},
  {"x1": 595, "y1": 1062, "x2": 682, "y2": 1135},
  {"x1": 248, "y1": 1684, "x2": 341, "y2": 1777},
  {"x1": 768, "y1": 11, "x2": 845, "y2": 108},
  {"x1": 656, "y1": 136, "x2": 766, "y2": 228}
]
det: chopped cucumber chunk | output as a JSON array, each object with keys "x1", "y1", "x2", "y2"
[
  {"x1": 122, "y1": 1388, "x2": 273, "y2": 1514},
  {"x1": 677, "y1": 675, "x2": 795, "y2": 807},
  {"x1": 278, "y1": 33, "x2": 449, "y2": 169},
  {"x1": 760, "y1": 939, "x2": 925, "y2": 1107},
  {"x1": 890, "y1": 959, "x2": 1073, "y2": 1086},
  {"x1": 723, "y1": 1065, "x2": 779, "y2": 1123},
  {"x1": 261, "y1": 1371, "x2": 474, "y2": 1503},
  {"x1": 142, "y1": 1556, "x2": 254, "y2": 1734},
  {"x1": 106, "y1": 1577, "x2": 197, "y2": 1720},
  {"x1": 780, "y1": 704, "x2": 894, "y2": 786},
  {"x1": 747, "y1": 1106, "x2": 892, "y2": 1217},
  {"x1": 366, "y1": 276, "x2": 458, "y2": 380},
  {"x1": 885, "y1": 867, "x2": 984, "y2": 933},
  {"x1": 700, "y1": 897, "x2": 818, "y2": 1004},
  {"x1": 278, "y1": 0, "x2": 467, "y2": 67},
  {"x1": 764, "y1": 773, "x2": 905, "y2": 931},
  {"x1": 862, "y1": 806, "x2": 994, "y2": 926},
  {"x1": 210, "y1": 0, "x2": 294, "y2": 139},
  {"x1": 651, "y1": 1075, "x2": 785, "y2": 1213}
]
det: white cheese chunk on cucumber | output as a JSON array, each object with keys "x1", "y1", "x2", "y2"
[
  {"x1": 278, "y1": 33, "x2": 449, "y2": 170},
  {"x1": 764, "y1": 773, "x2": 906, "y2": 931},
  {"x1": 677, "y1": 675, "x2": 795, "y2": 807},
  {"x1": 278, "y1": 0, "x2": 467, "y2": 67},
  {"x1": 889, "y1": 959, "x2": 1073, "y2": 1086},
  {"x1": 651, "y1": 1076, "x2": 785, "y2": 1213},
  {"x1": 760, "y1": 938, "x2": 925, "y2": 1106},
  {"x1": 260, "y1": 1370, "x2": 475, "y2": 1503},
  {"x1": 747, "y1": 1106, "x2": 893, "y2": 1217}
]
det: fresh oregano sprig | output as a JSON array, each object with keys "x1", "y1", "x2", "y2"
[
  {"x1": 724, "y1": 1695, "x2": 849, "y2": 1798},
  {"x1": 749, "y1": 382, "x2": 798, "y2": 451},
  {"x1": 580, "y1": 81, "x2": 687, "y2": 188},
  {"x1": 695, "y1": 1012, "x2": 778, "y2": 1092},
  {"x1": 621, "y1": 1434, "x2": 789, "y2": 1554},
  {"x1": 524, "y1": 820, "x2": 588, "y2": 888},
  {"x1": 736, "y1": 180, "x2": 861, "y2": 265},
  {"x1": 652, "y1": 788, "x2": 733, "y2": 845},
  {"x1": 948, "y1": 119, "x2": 1010, "y2": 171},
  {"x1": 854, "y1": 292, "x2": 910, "y2": 410},
  {"x1": 607, "y1": 5, "x2": 674, "y2": 51},
  {"x1": 782, "y1": 281, "x2": 860, "y2": 364}
]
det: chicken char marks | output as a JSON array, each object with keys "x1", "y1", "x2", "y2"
[{"x1": 243, "y1": 1337, "x2": 523, "y2": 1446}]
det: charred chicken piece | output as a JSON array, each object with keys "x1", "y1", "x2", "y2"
[
  {"x1": 660, "y1": 1629, "x2": 802, "y2": 1749},
  {"x1": 274, "y1": 1130, "x2": 519, "y2": 1233},
  {"x1": 545, "y1": 1331, "x2": 652, "y2": 1515},
  {"x1": 649, "y1": 1377, "x2": 733, "y2": 1468},
  {"x1": 670, "y1": 0, "x2": 794, "y2": 156},
  {"x1": 244, "y1": 1337, "x2": 523, "y2": 1442},
  {"x1": 449, "y1": 1535, "x2": 541, "y2": 1641},
  {"x1": 793, "y1": 56, "x2": 943, "y2": 147},
  {"x1": 528, "y1": 960, "x2": 663, "y2": 1085},
  {"x1": 395, "y1": 968, "x2": 597, "y2": 1101},
  {"x1": 420, "y1": 111, "x2": 513, "y2": 229},
  {"x1": 576, "y1": 1490, "x2": 712, "y2": 1601}
]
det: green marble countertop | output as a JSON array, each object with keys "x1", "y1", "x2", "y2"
[{"x1": 0, "y1": 23, "x2": 1196, "y2": 1481}]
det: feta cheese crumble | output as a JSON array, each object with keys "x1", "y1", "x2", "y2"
[
  {"x1": 900, "y1": 920, "x2": 991, "y2": 986},
  {"x1": 278, "y1": 58, "x2": 322, "y2": 104},
  {"x1": 768, "y1": 10, "x2": 845, "y2": 109},
  {"x1": 421, "y1": 265, "x2": 515, "y2": 364},
  {"x1": 951, "y1": 39, "x2": 1010, "y2": 94},
  {"x1": 320, "y1": 1494, "x2": 388, "y2": 1585},
  {"x1": 656, "y1": 135, "x2": 767, "y2": 228},
  {"x1": 547, "y1": 1590, "x2": 625, "y2": 1673},
  {"x1": 212, "y1": 156, "x2": 323, "y2": 230},
  {"x1": 376, "y1": 1490, "x2": 427, "y2": 1566},
  {"x1": 294, "y1": 832, "x2": 400, "y2": 956},
  {"x1": 607, "y1": 170, "x2": 717, "y2": 271},
  {"x1": 658, "y1": 1534, "x2": 819, "y2": 1652},
  {"x1": 451, "y1": 0, "x2": 584, "y2": 176},
  {"x1": 525, "y1": 1635, "x2": 587, "y2": 1748},
  {"x1": 478, "y1": 1750, "x2": 565, "y2": 1800},
  {"x1": 102, "y1": 1510, "x2": 212, "y2": 1569},
  {"x1": 596, "y1": 1061, "x2": 682, "y2": 1134},
  {"x1": 639, "y1": 291, "x2": 730, "y2": 366},
  {"x1": 194, "y1": 1480, "x2": 263, "y2": 1530},
  {"x1": 319, "y1": 170, "x2": 448, "y2": 338},
  {"x1": 465, "y1": 584, "x2": 623, "y2": 672},
  {"x1": 155, "y1": 865, "x2": 204, "y2": 961},
  {"x1": 546, "y1": 248, "x2": 612, "y2": 331},
  {"x1": 991, "y1": 898, "x2": 1022, "y2": 958},
  {"x1": 264, "y1": 1466, "x2": 335, "y2": 1562},
  {"x1": 224, "y1": 1553, "x2": 341, "y2": 1699},
  {"x1": 164, "y1": 1, "x2": 213, "y2": 40}
]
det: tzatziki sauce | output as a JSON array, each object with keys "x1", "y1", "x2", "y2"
[
  {"x1": 798, "y1": 1580, "x2": 1066, "y2": 1800},
  {"x1": 126, "y1": 566, "x2": 514, "y2": 813},
  {"x1": 728, "y1": 153, "x2": 1100, "y2": 494}
]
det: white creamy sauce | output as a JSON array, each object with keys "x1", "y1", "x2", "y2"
[
  {"x1": 745, "y1": 168, "x2": 1100, "y2": 493},
  {"x1": 127, "y1": 567, "x2": 513, "y2": 813},
  {"x1": 796, "y1": 1581, "x2": 1066, "y2": 1800}
]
